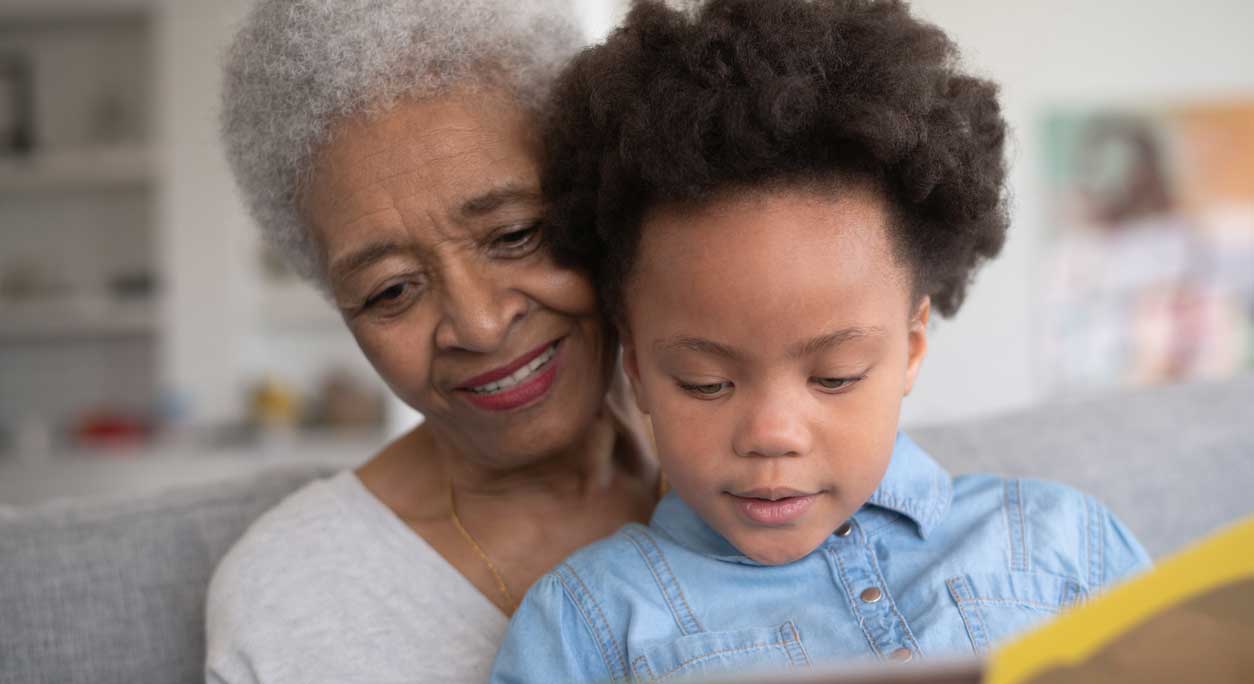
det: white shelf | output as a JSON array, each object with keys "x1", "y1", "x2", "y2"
[
  {"x1": 0, "y1": 298, "x2": 155, "y2": 342},
  {"x1": 0, "y1": 429, "x2": 383, "y2": 508},
  {"x1": 0, "y1": 0, "x2": 148, "y2": 22},
  {"x1": 0, "y1": 144, "x2": 153, "y2": 194}
]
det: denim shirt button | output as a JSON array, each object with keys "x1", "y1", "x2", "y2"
[
  {"x1": 889, "y1": 647, "x2": 913, "y2": 663},
  {"x1": 860, "y1": 587, "x2": 883, "y2": 603},
  {"x1": 835, "y1": 521, "x2": 853, "y2": 537}
]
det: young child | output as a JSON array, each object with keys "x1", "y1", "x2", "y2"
[{"x1": 492, "y1": 0, "x2": 1151, "y2": 680}]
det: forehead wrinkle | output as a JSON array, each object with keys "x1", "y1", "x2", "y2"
[
  {"x1": 339, "y1": 204, "x2": 404, "y2": 232},
  {"x1": 368, "y1": 148, "x2": 484, "y2": 190},
  {"x1": 317, "y1": 156, "x2": 412, "y2": 215},
  {"x1": 354, "y1": 144, "x2": 392, "y2": 167},
  {"x1": 367, "y1": 143, "x2": 506, "y2": 211},
  {"x1": 354, "y1": 122, "x2": 492, "y2": 183},
  {"x1": 420, "y1": 204, "x2": 461, "y2": 245}
]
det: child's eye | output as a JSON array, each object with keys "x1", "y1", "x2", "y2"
[
  {"x1": 677, "y1": 381, "x2": 732, "y2": 399},
  {"x1": 813, "y1": 376, "x2": 863, "y2": 393}
]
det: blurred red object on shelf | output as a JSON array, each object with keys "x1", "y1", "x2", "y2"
[{"x1": 73, "y1": 412, "x2": 150, "y2": 452}]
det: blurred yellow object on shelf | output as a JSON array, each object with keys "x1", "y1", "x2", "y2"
[{"x1": 250, "y1": 375, "x2": 301, "y2": 429}]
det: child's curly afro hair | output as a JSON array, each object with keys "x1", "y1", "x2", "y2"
[{"x1": 542, "y1": 0, "x2": 1010, "y2": 321}]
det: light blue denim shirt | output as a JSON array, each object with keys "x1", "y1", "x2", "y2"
[{"x1": 491, "y1": 433, "x2": 1151, "y2": 683}]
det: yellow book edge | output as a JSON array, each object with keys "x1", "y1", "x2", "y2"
[{"x1": 984, "y1": 516, "x2": 1254, "y2": 684}]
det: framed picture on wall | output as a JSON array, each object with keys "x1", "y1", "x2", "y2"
[{"x1": 1039, "y1": 101, "x2": 1254, "y2": 395}]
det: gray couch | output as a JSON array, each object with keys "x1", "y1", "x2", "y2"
[{"x1": 2, "y1": 376, "x2": 1252, "y2": 683}]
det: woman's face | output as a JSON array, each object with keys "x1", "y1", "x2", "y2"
[{"x1": 304, "y1": 90, "x2": 609, "y2": 466}]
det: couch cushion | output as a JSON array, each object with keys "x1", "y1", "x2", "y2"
[
  {"x1": 0, "y1": 464, "x2": 334, "y2": 684},
  {"x1": 912, "y1": 373, "x2": 1254, "y2": 559},
  {"x1": 1, "y1": 376, "x2": 1249, "y2": 682}
]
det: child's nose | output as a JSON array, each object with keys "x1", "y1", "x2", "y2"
[{"x1": 732, "y1": 392, "x2": 812, "y2": 459}]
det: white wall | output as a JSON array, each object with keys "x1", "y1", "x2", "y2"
[{"x1": 154, "y1": 0, "x2": 256, "y2": 426}]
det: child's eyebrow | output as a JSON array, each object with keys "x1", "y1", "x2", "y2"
[
  {"x1": 656, "y1": 336, "x2": 744, "y2": 361},
  {"x1": 787, "y1": 326, "x2": 886, "y2": 359},
  {"x1": 655, "y1": 327, "x2": 885, "y2": 362}
]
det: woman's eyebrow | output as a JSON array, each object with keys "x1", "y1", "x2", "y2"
[
  {"x1": 459, "y1": 183, "x2": 542, "y2": 219},
  {"x1": 329, "y1": 240, "x2": 406, "y2": 283}
]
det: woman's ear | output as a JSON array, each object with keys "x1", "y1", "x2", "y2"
[
  {"x1": 904, "y1": 296, "x2": 930, "y2": 397},
  {"x1": 620, "y1": 328, "x2": 650, "y2": 416}
]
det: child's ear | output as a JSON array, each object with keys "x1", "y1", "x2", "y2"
[
  {"x1": 620, "y1": 327, "x2": 651, "y2": 416},
  {"x1": 903, "y1": 296, "x2": 930, "y2": 397}
]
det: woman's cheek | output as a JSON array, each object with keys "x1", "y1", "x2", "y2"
[
  {"x1": 349, "y1": 320, "x2": 435, "y2": 404},
  {"x1": 525, "y1": 255, "x2": 598, "y2": 316}
]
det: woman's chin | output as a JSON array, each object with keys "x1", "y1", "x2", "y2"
[{"x1": 455, "y1": 378, "x2": 607, "y2": 467}]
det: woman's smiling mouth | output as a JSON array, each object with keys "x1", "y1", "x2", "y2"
[{"x1": 456, "y1": 339, "x2": 564, "y2": 412}]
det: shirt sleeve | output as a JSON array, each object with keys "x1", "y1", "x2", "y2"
[
  {"x1": 1092, "y1": 496, "x2": 1153, "y2": 588},
  {"x1": 491, "y1": 570, "x2": 618, "y2": 684},
  {"x1": 204, "y1": 562, "x2": 264, "y2": 684}
]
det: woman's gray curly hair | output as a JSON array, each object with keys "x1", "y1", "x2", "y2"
[{"x1": 221, "y1": 0, "x2": 585, "y2": 284}]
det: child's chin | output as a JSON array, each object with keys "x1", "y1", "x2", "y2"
[{"x1": 740, "y1": 542, "x2": 817, "y2": 566}]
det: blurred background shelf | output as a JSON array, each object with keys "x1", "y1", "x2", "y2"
[
  {"x1": 0, "y1": 428, "x2": 384, "y2": 508},
  {"x1": 0, "y1": 0, "x2": 146, "y2": 23},
  {"x1": 0, "y1": 299, "x2": 155, "y2": 342},
  {"x1": 0, "y1": 144, "x2": 152, "y2": 193}
]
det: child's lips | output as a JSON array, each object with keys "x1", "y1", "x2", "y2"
[
  {"x1": 728, "y1": 490, "x2": 818, "y2": 526},
  {"x1": 734, "y1": 486, "x2": 815, "y2": 500}
]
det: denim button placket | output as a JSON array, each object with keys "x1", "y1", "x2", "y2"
[{"x1": 825, "y1": 518, "x2": 922, "y2": 661}]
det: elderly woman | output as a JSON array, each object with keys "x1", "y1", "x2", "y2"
[{"x1": 205, "y1": 1, "x2": 658, "y2": 682}]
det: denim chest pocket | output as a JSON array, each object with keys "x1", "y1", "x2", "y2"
[
  {"x1": 947, "y1": 572, "x2": 1087, "y2": 654},
  {"x1": 629, "y1": 622, "x2": 811, "y2": 682}
]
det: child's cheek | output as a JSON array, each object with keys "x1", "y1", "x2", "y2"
[{"x1": 651, "y1": 393, "x2": 732, "y2": 487}]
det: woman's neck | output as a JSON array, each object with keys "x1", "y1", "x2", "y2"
[{"x1": 431, "y1": 413, "x2": 622, "y2": 507}]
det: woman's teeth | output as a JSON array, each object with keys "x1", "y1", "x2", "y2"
[{"x1": 469, "y1": 344, "x2": 558, "y2": 395}]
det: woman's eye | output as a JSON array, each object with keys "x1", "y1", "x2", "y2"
[
  {"x1": 364, "y1": 282, "x2": 416, "y2": 312},
  {"x1": 490, "y1": 224, "x2": 542, "y2": 255},
  {"x1": 678, "y1": 381, "x2": 731, "y2": 398}
]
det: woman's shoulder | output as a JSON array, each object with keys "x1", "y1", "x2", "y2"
[
  {"x1": 214, "y1": 471, "x2": 357, "y2": 556},
  {"x1": 207, "y1": 471, "x2": 369, "y2": 610},
  {"x1": 206, "y1": 469, "x2": 510, "y2": 682}
]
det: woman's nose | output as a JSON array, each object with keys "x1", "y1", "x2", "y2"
[
  {"x1": 732, "y1": 389, "x2": 812, "y2": 459},
  {"x1": 433, "y1": 260, "x2": 528, "y2": 353}
]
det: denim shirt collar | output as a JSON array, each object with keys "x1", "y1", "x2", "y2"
[{"x1": 649, "y1": 432, "x2": 953, "y2": 564}]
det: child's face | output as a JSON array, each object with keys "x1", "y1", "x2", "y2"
[{"x1": 622, "y1": 185, "x2": 929, "y2": 565}]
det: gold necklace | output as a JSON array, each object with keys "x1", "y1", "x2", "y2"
[{"x1": 447, "y1": 482, "x2": 517, "y2": 612}]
